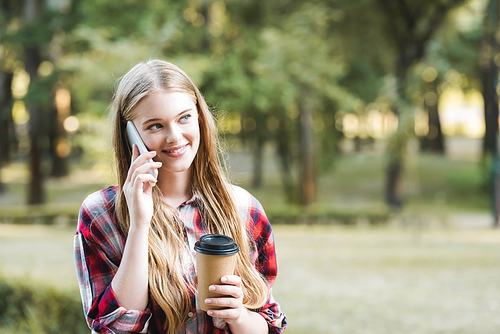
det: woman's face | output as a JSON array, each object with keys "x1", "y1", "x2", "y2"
[{"x1": 132, "y1": 91, "x2": 200, "y2": 178}]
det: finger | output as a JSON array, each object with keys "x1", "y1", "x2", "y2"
[
  {"x1": 130, "y1": 163, "x2": 160, "y2": 192},
  {"x1": 209, "y1": 285, "x2": 242, "y2": 299},
  {"x1": 126, "y1": 145, "x2": 140, "y2": 183},
  {"x1": 132, "y1": 161, "x2": 162, "y2": 180},
  {"x1": 132, "y1": 150, "x2": 157, "y2": 166},
  {"x1": 207, "y1": 308, "x2": 238, "y2": 319},
  {"x1": 127, "y1": 150, "x2": 157, "y2": 182},
  {"x1": 204, "y1": 297, "x2": 238, "y2": 308},
  {"x1": 132, "y1": 144, "x2": 140, "y2": 161},
  {"x1": 220, "y1": 275, "x2": 241, "y2": 288},
  {"x1": 132, "y1": 174, "x2": 158, "y2": 193}
]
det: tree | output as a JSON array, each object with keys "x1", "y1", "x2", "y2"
[
  {"x1": 421, "y1": 70, "x2": 445, "y2": 153},
  {"x1": 1, "y1": 0, "x2": 84, "y2": 203},
  {"x1": 0, "y1": 71, "x2": 14, "y2": 194},
  {"x1": 0, "y1": 0, "x2": 23, "y2": 194},
  {"x1": 254, "y1": 3, "x2": 352, "y2": 205},
  {"x1": 479, "y1": 0, "x2": 500, "y2": 226},
  {"x1": 480, "y1": 0, "x2": 499, "y2": 158},
  {"x1": 375, "y1": 0, "x2": 468, "y2": 207}
]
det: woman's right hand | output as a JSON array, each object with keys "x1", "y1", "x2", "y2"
[{"x1": 123, "y1": 144, "x2": 162, "y2": 228}]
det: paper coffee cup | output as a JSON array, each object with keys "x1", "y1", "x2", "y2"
[{"x1": 194, "y1": 234, "x2": 239, "y2": 311}]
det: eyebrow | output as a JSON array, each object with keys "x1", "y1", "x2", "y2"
[{"x1": 142, "y1": 108, "x2": 194, "y2": 125}]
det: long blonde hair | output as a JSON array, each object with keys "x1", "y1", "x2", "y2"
[{"x1": 111, "y1": 59, "x2": 268, "y2": 333}]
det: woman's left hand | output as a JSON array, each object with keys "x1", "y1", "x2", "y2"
[{"x1": 205, "y1": 275, "x2": 248, "y2": 325}]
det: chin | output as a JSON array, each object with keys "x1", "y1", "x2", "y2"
[{"x1": 165, "y1": 162, "x2": 194, "y2": 174}]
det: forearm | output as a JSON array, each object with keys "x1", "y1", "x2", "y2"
[
  {"x1": 111, "y1": 224, "x2": 150, "y2": 310},
  {"x1": 227, "y1": 308, "x2": 268, "y2": 334}
]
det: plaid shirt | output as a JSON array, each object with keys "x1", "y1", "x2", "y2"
[{"x1": 74, "y1": 185, "x2": 287, "y2": 334}]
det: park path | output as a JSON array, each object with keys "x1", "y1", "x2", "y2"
[{"x1": 450, "y1": 212, "x2": 495, "y2": 229}]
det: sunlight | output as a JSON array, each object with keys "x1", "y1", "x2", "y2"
[
  {"x1": 11, "y1": 67, "x2": 30, "y2": 99},
  {"x1": 439, "y1": 87, "x2": 485, "y2": 138}
]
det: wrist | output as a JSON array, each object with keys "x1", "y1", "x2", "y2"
[
  {"x1": 128, "y1": 223, "x2": 150, "y2": 235},
  {"x1": 227, "y1": 306, "x2": 250, "y2": 327}
]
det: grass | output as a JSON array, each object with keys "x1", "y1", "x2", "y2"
[
  {"x1": 272, "y1": 224, "x2": 500, "y2": 334},
  {"x1": 0, "y1": 224, "x2": 78, "y2": 292},
  {"x1": 1, "y1": 223, "x2": 500, "y2": 333}
]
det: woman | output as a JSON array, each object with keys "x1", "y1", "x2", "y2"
[{"x1": 74, "y1": 59, "x2": 287, "y2": 334}]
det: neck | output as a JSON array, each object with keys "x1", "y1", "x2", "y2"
[{"x1": 156, "y1": 169, "x2": 192, "y2": 208}]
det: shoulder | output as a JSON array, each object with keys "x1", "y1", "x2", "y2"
[
  {"x1": 77, "y1": 186, "x2": 120, "y2": 238},
  {"x1": 228, "y1": 184, "x2": 252, "y2": 208},
  {"x1": 79, "y1": 186, "x2": 118, "y2": 220},
  {"x1": 229, "y1": 186, "x2": 276, "y2": 266},
  {"x1": 76, "y1": 186, "x2": 125, "y2": 266},
  {"x1": 229, "y1": 184, "x2": 265, "y2": 215},
  {"x1": 229, "y1": 184, "x2": 270, "y2": 231}
]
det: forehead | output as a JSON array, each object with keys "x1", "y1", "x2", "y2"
[{"x1": 133, "y1": 91, "x2": 197, "y2": 121}]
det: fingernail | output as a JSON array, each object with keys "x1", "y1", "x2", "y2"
[
  {"x1": 207, "y1": 311, "x2": 213, "y2": 316},
  {"x1": 209, "y1": 286, "x2": 216, "y2": 291},
  {"x1": 155, "y1": 162, "x2": 162, "y2": 166},
  {"x1": 221, "y1": 277, "x2": 228, "y2": 283},
  {"x1": 205, "y1": 298, "x2": 211, "y2": 304}
]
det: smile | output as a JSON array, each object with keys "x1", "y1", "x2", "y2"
[
  {"x1": 162, "y1": 144, "x2": 188, "y2": 156},
  {"x1": 165, "y1": 146, "x2": 186, "y2": 153}
]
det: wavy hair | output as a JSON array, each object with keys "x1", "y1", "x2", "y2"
[{"x1": 111, "y1": 59, "x2": 268, "y2": 333}]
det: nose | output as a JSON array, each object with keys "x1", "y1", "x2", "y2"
[{"x1": 165, "y1": 123, "x2": 182, "y2": 144}]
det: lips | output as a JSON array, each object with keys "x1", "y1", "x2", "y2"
[
  {"x1": 162, "y1": 144, "x2": 188, "y2": 156},
  {"x1": 164, "y1": 145, "x2": 186, "y2": 153}
]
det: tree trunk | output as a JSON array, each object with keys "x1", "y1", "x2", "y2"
[
  {"x1": 480, "y1": 44, "x2": 498, "y2": 157},
  {"x1": 299, "y1": 92, "x2": 314, "y2": 206},
  {"x1": 421, "y1": 79, "x2": 445, "y2": 153},
  {"x1": 25, "y1": 46, "x2": 44, "y2": 204},
  {"x1": 482, "y1": 54, "x2": 500, "y2": 227},
  {"x1": 277, "y1": 120, "x2": 296, "y2": 203},
  {"x1": 385, "y1": 58, "x2": 407, "y2": 208},
  {"x1": 24, "y1": 0, "x2": 45, "y2": 204},
  {"x1": 252, "y1": 135, "x2": 264, "y2": 188},
  {"x1": 251, "y1": 111, "x2": 266, "y2": 188},
  {"x1": 385, "y1": 159, "x2": 403, "y2": 207},
  {"x1": 0, "y1": 71, "x2": 14, "y2": 194},
  {"x1": 480, "y1": 0, "x2": 500, "y2": 227}
]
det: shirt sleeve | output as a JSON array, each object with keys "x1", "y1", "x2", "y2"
[
  {"x1": 74, "y1": 191, "x2": 152, "y2": 334},
  {"x1": 248, "y1": 195, "x2": 288, "y2": 334}
]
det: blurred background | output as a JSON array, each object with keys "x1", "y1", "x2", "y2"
[{"x1": 1, "y1": 0, "x2": 500, "y2": 333}]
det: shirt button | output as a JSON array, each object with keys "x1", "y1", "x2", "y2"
[{"x1": 188, "y1": 312, "x2": 194, "y2": 317}]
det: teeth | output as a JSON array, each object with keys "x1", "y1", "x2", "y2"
[{"x1": 166, "y1": 146, "x2": 185, "y2": 153}]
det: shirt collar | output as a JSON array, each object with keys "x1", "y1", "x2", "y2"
[{"x1": 178, "y1": 192, "x2": 202, "y2": 208}]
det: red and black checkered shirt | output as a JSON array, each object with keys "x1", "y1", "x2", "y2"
[{"x1": 74, "y1": 185, "x2": 287, "y2": 334}]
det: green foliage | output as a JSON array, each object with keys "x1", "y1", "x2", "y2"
[
  {"x1": 0, "y1": 276, "x2": 88, "y2": 334},
  {"x1": 417, "y1": 154, "x2": 490, "y2": 211},
  {"x1": 0, "y1": 204, "x2": 79, "y2": 224},
  {"x1": 267, "y1": 206, "x2": 391, "y2": 225},
  {"x1": 0, "y1": 0, "x2": 492, "y2": 208}
]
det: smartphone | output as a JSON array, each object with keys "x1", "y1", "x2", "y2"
[{"x1": 126, "y1": 121, "x2": 158, "y2": 180}]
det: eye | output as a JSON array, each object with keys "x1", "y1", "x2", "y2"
[
  {"x1": 147, "y1": 123, "x2": 163, "y2": 131},
  {"x1": 180, "y1": 114, "x2": 191, "y2": 123}
]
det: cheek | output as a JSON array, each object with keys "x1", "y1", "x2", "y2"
[
  {"x1": 193, "y1": 129, "x2": 201, "y2": 152},
  {"x1": 144, "y1": 134, "x2": 163, "y2": 150},
  {"x1": 190, "y1": 124, "x2": 201, "y2": 145}
]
